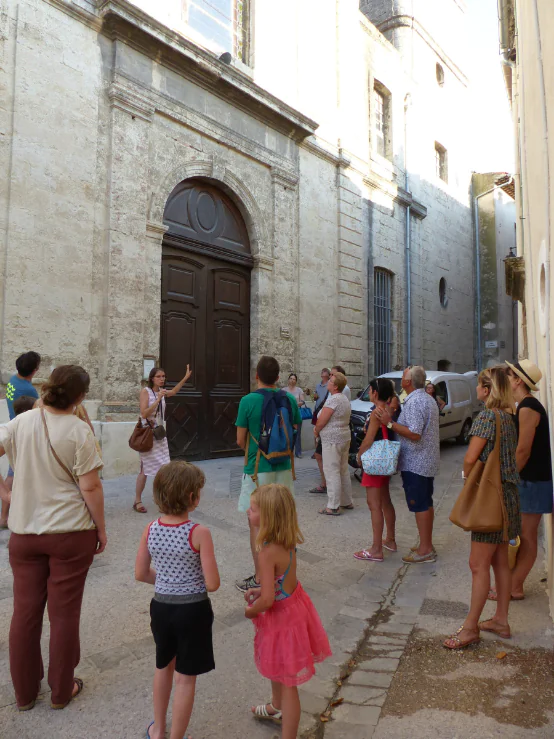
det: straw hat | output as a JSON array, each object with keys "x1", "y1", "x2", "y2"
[{"x1": 505, "y1": 359, "x2": 542, "y2": 392}]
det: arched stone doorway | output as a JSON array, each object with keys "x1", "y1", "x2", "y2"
[{"x1": 161, "y1": 179, "x2": 252, "y2": 460}]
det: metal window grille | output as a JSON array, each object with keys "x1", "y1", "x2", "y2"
[
  {"x1": 374, "y1": 89, "x2": 385, "y2": 157},
  {"x1": 374, "y1": 269, "x2": 392, "y2": 375}
]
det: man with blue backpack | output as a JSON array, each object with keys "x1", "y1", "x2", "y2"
[{"x1": 235, "y1": 355, "x2": 301, "y2": 592}]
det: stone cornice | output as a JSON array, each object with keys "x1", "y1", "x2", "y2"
[
  {"x1": 253, "y1": 255, "x2": 274, "y2": 271},
  {"x1": 109, "y1": 77, "x2": 155, "y2": 121},
  {"x1": 271, "y1": 168, "x2": 299, "y2": 189},
  {"x1": 43, "y1": 0, "x2": 102, "y2": 31},
  {"x1": 300, "y1": 137, "x2": 342, "y2": 166},
  {"x1": 375, "y1": 15, "x2": 468, "y2": 87},
  {"x1": 97, "y1": 0, "x2": 319, "y2": 141}
]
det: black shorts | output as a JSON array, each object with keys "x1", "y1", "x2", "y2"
[
  {"x1": 316, "y1": 439, "x2": 322, "y2": 455},
  {"x1": 150, "y1": 597, "x2": 215, "y2": 675}
]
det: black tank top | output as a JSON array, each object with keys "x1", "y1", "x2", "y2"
[{"x1": 515, "y1": 396, "x2": 552, "y2": 481}]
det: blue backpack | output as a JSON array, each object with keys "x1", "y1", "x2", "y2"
[{"x1": 249, "y1": 389, "x2": 296, "y2": 481}]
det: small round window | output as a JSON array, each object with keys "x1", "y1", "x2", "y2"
[
  {"x1": 436, "y1": 63, "x2": 445, "y2": 87},
  {"x1": 439, "y1": 277, "x2": 448, "y2": 307}
]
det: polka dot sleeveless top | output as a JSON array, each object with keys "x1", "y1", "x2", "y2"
[{"x1": 147, "y1": 519, "x2": 206, "y2": 596}]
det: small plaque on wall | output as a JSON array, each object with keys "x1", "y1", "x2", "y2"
[
  {"x1": 143, "y1": 358, "x2": 156, "y2": 380},
  {"x1": 280, "y1": 326, "x2": 291, "y2": 339}
]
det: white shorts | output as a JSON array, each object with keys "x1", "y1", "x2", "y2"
[{"x1": 237, "y1": 469, "x2": 295, "y2": 513}]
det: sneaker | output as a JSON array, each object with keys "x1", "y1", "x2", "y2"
[
  {"x1": 402, "y1": 551, "x2": 436, "y2": 564},
  {"x1": 309, "y1": 485, "x2": 327, "y2": 494},
  {"x1": 235, "y1": 574, "x2": 260, "y2": 592}
]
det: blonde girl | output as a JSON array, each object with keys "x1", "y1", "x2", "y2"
[
  {"x1": 244, "y1": 484, "x2": 331, "y2": 738},
  {"x1": 444, "y1": 366, "x2": 520, "y2": 650}
]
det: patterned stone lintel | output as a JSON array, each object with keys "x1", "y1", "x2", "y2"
[
  {"x1": 253, "y1": 255, "x2": 274, "y2": 271},
  {"x1": 271, "y1": 167, "x2": 299, "y2": 189}
]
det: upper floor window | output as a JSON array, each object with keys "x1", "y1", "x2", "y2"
[
  {"x1": 435, "y1": 142, "x2": 448, "y2": 183},
  {"x1": 185, "y1": 0, "x2": 249, "y2": 62},
  {"x1": 436, "y1": 63, "x2": 445, "y2": 87},
  {"x1": 372, "y1": 82, "x2": 392, "y2": 160}
]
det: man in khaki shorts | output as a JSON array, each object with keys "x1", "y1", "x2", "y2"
[{"x1": 235, "y1": 355, "x2": 300, "y2": 592}]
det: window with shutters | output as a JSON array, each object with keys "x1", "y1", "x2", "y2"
[
  {"x1": 374, "y1": 269, "x2": 393, "y2": 375},
  {"x1": 372, "y1": 82, "x2": 392, "y2": 160}
]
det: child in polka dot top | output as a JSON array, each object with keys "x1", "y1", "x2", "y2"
[{"x1": 135, "y1": 461, "x2": 220, "y2": 739}]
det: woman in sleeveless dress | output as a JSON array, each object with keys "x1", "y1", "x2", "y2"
[{"x1": 134, "y1": 365, "x2": 192, "y2": 513}]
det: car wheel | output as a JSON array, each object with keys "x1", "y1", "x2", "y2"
[{"x1": 457, "y1": 419, "x2": 472, "y2": 446}]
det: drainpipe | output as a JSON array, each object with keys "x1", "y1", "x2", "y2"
[
  {"x1": 404, "y1": 93, "x2": 412, "y2": 365},
  {"x1": 473, "y1": 177, "x2": 513, "y2": 371}
]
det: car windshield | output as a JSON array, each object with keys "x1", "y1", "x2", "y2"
[{"x1": 359, "y1": 377, "x2": 402, "y2": 402}]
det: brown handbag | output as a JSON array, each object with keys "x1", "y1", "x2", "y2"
[
  {"x1": 449, "y1": 410, "x2": 508, "y2": 539},
  {"x1": 128, "y1": 417, "x2": 154, "y2": 453}
]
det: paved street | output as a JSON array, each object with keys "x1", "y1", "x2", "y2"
[{"x1": 0, "y1": 445, "x2": 551, "y2": 739}]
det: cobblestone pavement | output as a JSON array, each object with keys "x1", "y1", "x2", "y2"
[{"x1": 2, "y1": 444, "x2": 547, "y2": 739}]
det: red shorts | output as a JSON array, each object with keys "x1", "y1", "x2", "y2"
[{"x1": 361, "y1": 472, "x2": 389, "y2": 489}]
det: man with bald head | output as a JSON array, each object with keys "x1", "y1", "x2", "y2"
[{"x1": 375, "y1": 366, "x2": 439, "y2": 564}]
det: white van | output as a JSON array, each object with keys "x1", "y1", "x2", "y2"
[{"x1": 350, "y1": 371, "x2": 482, "y2": 444}]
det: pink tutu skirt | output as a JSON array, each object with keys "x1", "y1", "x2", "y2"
[{"x1": 253, "y1": 582, "x2": 332, "y2": 686}]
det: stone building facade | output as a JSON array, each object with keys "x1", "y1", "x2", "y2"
[
  {"x1": 498, "y1": 0, "x2": 554, "y2": 618},
  {"x1": 0, "y1": 0, "x2": 476, "y2": 462}
]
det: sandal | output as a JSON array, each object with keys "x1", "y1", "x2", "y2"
[
  {"x1": 382, "y1": 539, "x2": 397, "y2": 552},
  {"x1": 18, "y1": 700, "x2": 36, "y2": 712},
  {"x1": 478, "y1": 619, "x2": 511, "y2": 639},
  {"x1": 318, "y1": 507, "x2": 340, "y2": 516},
  {"x1": 340, "y1": 504, "x2": 354, "y2": 510},
  {"x1": 443, "y1": 626, "x2": 480, "y2": 650},
  {"x1": 133, "y1": 502, "x2": 147, "y2": 514},
  {"x1": 488, "y1": 589, "x2": 524, "y2": 602},
  {"x1": 353, "y1": 549, "x2": 383, "y2": 562},
  {"x1": 252, "y1": 703, "x2": 282, "y2": 723},
  {"x1": 51, "y1": 677, "x2": 84, "y2": 709},
  {"x1": 309, "y1": 485, "x2": 327, "y2": 494}
]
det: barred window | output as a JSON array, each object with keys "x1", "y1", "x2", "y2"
[{"x1": 374, "y1": 269, "x2": 393, "y2": 375}]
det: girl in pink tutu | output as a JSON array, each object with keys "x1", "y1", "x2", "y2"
[{"x1": 244, "y1": 484, "x2": 332, "y2": 738}]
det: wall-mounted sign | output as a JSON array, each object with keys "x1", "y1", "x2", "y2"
[
  {"x1": 143, "y1": 357, "x2": 156, "y2": 380},
  {"x1": 485, "y1": 341, "x2": 498, "y2": 349}
]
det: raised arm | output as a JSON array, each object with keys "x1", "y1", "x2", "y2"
[{"x1": 165, "y1": 364, "x2": 192, "y2": 398}]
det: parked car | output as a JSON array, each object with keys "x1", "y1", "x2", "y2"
[{"x1": 350, "y1": 371, "x2": 481, "y2": 444}]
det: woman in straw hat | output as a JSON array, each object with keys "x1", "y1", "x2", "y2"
[{"x1": 488, "y1": 360, "x2": 552, "y2": 602}]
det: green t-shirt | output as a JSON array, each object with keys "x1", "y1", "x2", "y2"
[{"x1": 236, "y1": 389, "x2": 301, "y2": 475}]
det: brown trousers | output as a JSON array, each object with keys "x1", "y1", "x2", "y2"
[{"x1": 9, "y1": 530, "x2": 97, "y2": 707}]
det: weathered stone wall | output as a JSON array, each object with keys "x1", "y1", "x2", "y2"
[{"x1": 0, "y1": 0, "x2": 476, "y2": 429}]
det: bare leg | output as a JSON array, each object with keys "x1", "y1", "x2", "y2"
[
  {"x1": 169, "y1": 673, "x2": 196, "y2": 739},
  {"x1": 381, "y1": 481, "x2": 396, "y2": 546},
  {"x1": 0, "y1": 475, "x2": 13, "y2": 526},
  {"x1": 251, "y1": 681, "x2": 282, "y2": 717},
  {"x1": 511, "y1": 513, "x2": 542, "y2": 597},
  {"x1": 490, "y1": 543, "x2": 511, "y2": 626},
  {"x1": 135, "y1": 464, "x2": 147, "y2": 506},
  {"x1": 415, "y1": 508, "x2": 434, "y2": 554},
  {"x1": 249, "y1": 516, "x2": 260, "y2": 581},
  {"x1": 366, "y1": 487, "x2": 384, "y2": 557},
  {"x1": 281, "y1": 685, "x2": 301, "y2": 739},
  {"x1": 150, "y1": 659, "x2": 175, "y2": 739},
  {"x1": 315, "y1": 453, "x2": 326, "y2": 487},
  {"x1": 462, "y1": 541, "x2": 496, "y2": 633}
]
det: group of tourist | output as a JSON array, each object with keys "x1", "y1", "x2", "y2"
[{"x1": 0, "y1": 349, "x2": 552, "y2": 737}]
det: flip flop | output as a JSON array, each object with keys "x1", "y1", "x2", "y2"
[
  {"x1": 443, "y1": 627, "x2": 481, "y2": 650},
  {"x1": 146, "y1": 722, "x2": 154, "y2": 739},
  {"x1": 133, "y1": 502, "x2": 147, "y2": 514},
  {"x1": 478, "y1": 619, "x2": 511, "y2": 639},
  {"x1": 353, "y1": 549, "x2": 383, "y2": 562},
  {"x1": 382, "y1": 541, "x2": 397, "y2": 552},
  {"x1": 488, "y1": 589, "x2": 524, "y2": 602},
  {"x1": 318, "y1": 507, "x2": 340, "y2": 516},
  {"x1": 340, "y1": 504, "x2": 354, "y2": 510}
]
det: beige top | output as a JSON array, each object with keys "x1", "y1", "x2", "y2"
[
  {"x1": 320, "y1": 392, "x2": 351, "y2": 445},
  {"x1": 0, "y1": 408, "x2": 103, "y2": 535}
]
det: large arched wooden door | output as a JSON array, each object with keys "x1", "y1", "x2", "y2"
[{"x1": 160, "y1": 180, "x2": 252, "y2": 460}]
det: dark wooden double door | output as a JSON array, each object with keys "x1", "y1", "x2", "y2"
[{"x1": 160, "y1": 247, "x2": 250, "y2": 459}]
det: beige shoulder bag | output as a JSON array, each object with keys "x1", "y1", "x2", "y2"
[
  {"x1": 449, "y1": 410, "x2": 508, "y2": 540},
  {"x1": 40, "y1": 407, "x2": 80, "y2": 489}
]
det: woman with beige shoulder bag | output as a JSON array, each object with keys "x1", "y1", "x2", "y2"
[{"x1": 444, "y1": 367, "x2": 520, "y2": 650}]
